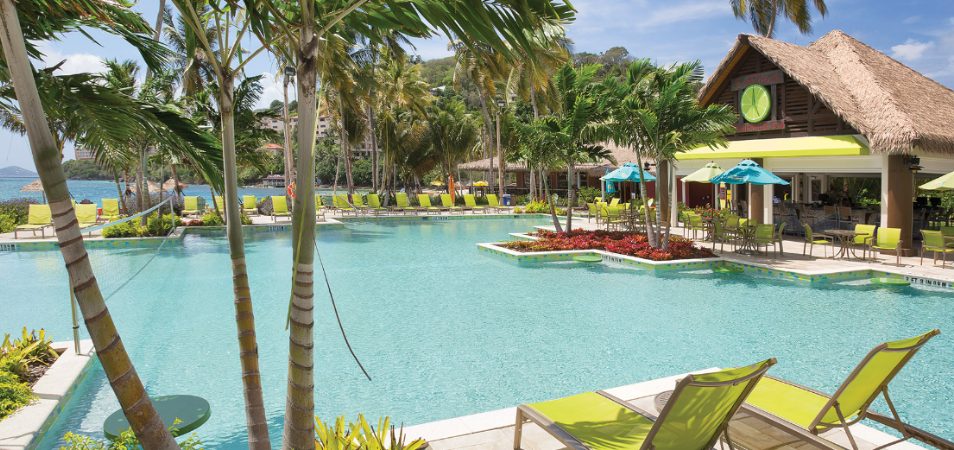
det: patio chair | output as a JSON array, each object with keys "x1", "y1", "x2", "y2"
[
  {"x1": 270, "y1": 195, "x2": 291, "y2": 222},
  {"x1": 14, "y1": 204, "x2": 52, "y2": 239},
  {"x1": 76, "y1": 203, "x2": 98, "y2": 234},
  {"x1": 440, "y1": 193, "x2": 463, "y2": 214},
  {"x1": 464, "y1": 194, "x2": 487, "y2": 214},
  {"x1": 869, "y1": 227, "x2": 903, "y2": 266},
  {"x1": 745, "y1": 330, "x2": 950, "y2": 450},
  {"x1": 725, "y1": 214, "x2": 741, "y2": 239},
  {"x1": 586, "y1": 202, "x2": 598, "y2": 222},
  {"x1": 753, "y1": 224, "x2": 776, "y2": 256},
  {"x1": 314, "y1": 194, "x2": 327, "y2": 221},
  {"x1": 366, "y1": 193, "x2": 385, "y2": 215},
  {"x1": 802, "y1": 223, "x2": 833, "y2": 258},
  {"x1": 487, "y1": 194, "x2": 506, "y2": 213},
  {"x1": 334, "y1": 194, "x2": 355, "y2": 215},
  {"x1": 687, "y1": 214, "x2": 706, "y2": 239},
  {"x1": 213, "y1": 195, "x2": 225, "y2": 212},
  {"x1": 606, "y1": 205, "x2": 624, "y2": 231},
  {"x1": 608, "y1": 197, "x2": 620, "y2": 207},
  {"x1": 851, "y1": 224, "x2": 876, "y2": 259},
  {"x1": 393, "y1": 192, "x2": 415, "y2": 215},
  {"x1": 182, "y1": 196, "x2": 201, "y2": 217},
  {"x1": 242, "y1": 195, "x2": 258, "y2": 216},
  {"x1": 773, "y1": 221, "x2": 787, "y2": 255},
  {"x1": 417, "y1": 194, "x2": 440, "y2": 215},
  {"x1": 920, "y1": 230, "x2": 954, "y2": 267},
  {"x1": 711, "y1": 219, "x2": 734, "y2": 252},
  {"x1": 351, "y1": 194, "x2": 368, "y2": 214},
  {"x1": 514, "y1": 359, "x2": 776, "y2": 450},
  {"x1": 101, "y1": 198, "x2": 121, "y2": 222}
]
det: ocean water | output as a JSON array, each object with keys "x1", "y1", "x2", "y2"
[{"x1": 0, "y1": 217, "x2": 951, "y2": 448}]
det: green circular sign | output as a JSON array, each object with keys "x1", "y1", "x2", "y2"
[{"x1": 740, "y1": 84, "x2": 771, "y2": 123}]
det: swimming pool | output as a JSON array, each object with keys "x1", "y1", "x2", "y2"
[{"x1": 2, "y1": 217, "x2": 952, "y2": 447}]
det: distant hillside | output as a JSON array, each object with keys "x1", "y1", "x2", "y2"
[{"x1": 0, "y1": 166, "x2": 37, "y2": 178}]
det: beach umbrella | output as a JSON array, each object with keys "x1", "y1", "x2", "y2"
[
  {"x1": 919, "y1": 170, "x2": 954, "y2": 191},
  {"x1": 20, "y1": 179, "x2": 45, "y2": 202},
  {"x1": 682, "y1": 162, "x2": 724, "y2": 208},
  {"x1": 710, "y1": 159, "x2": 789, "y2": 185},
  {"x1": 162, "y1": 178, "x2": 188, "y2": 191},
  {"x1": 129, "y1": 180, "x2": 162, "y2": 193}
]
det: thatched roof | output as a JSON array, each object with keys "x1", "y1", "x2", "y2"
[
  {"x1": 457, "y1": 142, "x2": 651, "y2": 172},
  {"x1": 699, "y1": 30, "x2": 954, "y2": 155}
]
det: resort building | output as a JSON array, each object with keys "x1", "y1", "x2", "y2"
[
  {"x1": 675, "y1": 30, "x2": 954, "y2": 246},
  {"x1": 260, "y1": 114, "x2": 380, "y2": 158}
]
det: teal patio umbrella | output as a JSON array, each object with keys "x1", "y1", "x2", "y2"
[
  {"x1": 601, "y1": 162, "x2": 656, "y2": 200},
  {"x1": 710, "y1": 159, "x2": 788, "y2": 186}
]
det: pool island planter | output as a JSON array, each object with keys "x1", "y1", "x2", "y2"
[
  {"x1": 478, "y1": 242, "x2": 721, "y2": 270},
  {"x1": 0, "y1": 340, "x2": 95, "y2": 450}
]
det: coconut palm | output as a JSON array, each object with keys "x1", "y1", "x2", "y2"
[
  {"x1": 514, "y1": 114, "x2": 566, "y2": 230},
  {"x1": 731, "y1": 0, "x2": 828, "y2": 37},
  {"x1": 452, "y1": 42, "x2": 506, "y2": 195},
  {"x1": 375, "y1": 51, "x2": 432, "y2": 195},
  {"x1": 426, "y1": 96, "x2": 478, "y2": 187},
  {"x1": 0, "y1": 0, "x2": 180, "y2": 447}
]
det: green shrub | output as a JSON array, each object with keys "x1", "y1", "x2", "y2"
[
  {"x1": 0, "y1": 198, "x2": 35, "y2": 225},
  {"x1": 145, "y1": 213, "x2": 178, "y2": 236},
  {"x1": 199, "y1": 212, "x2": 224, "y2": 226},
  {"x1": 61, "y1": 426, "x2": 204, "y2": 450},
  {"x1": 0, "y1": 211, "x2": 16, "y2": 233},
  {"x1": 316, "y1": 415, "x2": 425, "y2": 450},
  {"x1": 240, "y1": 213, "x2": 252, "y2": 225},
  {"x1": 102, "y1": 221, "x2": 141, "y2": 238},
  {"x1": 578, "y1": 187, "x2": 601, "y2": 204},
  {"x1": 0, "y1": 370, "x2": 32, "y2": 420},
  {"x1": 0, "y1": 328, "x2": 58, "y2": 377}
]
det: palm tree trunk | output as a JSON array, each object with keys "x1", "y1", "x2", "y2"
[
  {"x1": 565, "y1": 161, "x2": 574, "y2": 231},
  {"x1": 284, "y1": 6, "x2": 318, "y2": 446},
  {"x1": 0, "y1": 3, "x2": 176, "y2": 448},
  {"x1": 496, "y1": 109, "x2": 504, "y2": 199},
  {"x1": 542, "y1": 171, "x2": 562, "y2": 232},
  {"x1": 217, "y1": 75, "x2": 272, "y2": 449},
  {"x1": 282, "y1": 75, "x2": 295, "y2": 187},
  {"x1": 113, "y1": 172, "x2": 124, "y2": 211},
  {"x1": 634, "y1": 152, "x2": 656, "y2": 247},
  {"x1": 338, "y1": 101, "x2": 355, "y2": 195},
  {"x1": 367, "y1": 104, "x2": 379, "y2": 192},
  {"x1": 476, "y1": 93, "x2": 494, "y2": 186}
]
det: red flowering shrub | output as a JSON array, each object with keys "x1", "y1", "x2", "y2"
[{"x1": 502, "y1": 230, "x2": 713, "y2": 261}]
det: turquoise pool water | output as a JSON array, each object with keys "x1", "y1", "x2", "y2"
[{"x1": 1, "y1": 217, "x2": 952, "y2": 448}]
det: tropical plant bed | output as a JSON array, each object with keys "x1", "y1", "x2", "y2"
[
  {"x1": 1, "y1": 329, "x2": 61, "y2": 421},
  {"x1": 501, "y1": 230, "x2": 714, "y2": 261}
]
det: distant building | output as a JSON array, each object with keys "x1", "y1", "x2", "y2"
[
  {"x1": 259, "y1": 114, "x2": 379, "y2": 158},
  {"x1": 74, "y1": 146, "x2": 95, "y2": 161}
]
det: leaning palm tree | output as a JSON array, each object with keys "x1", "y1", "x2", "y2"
[
  {"x1": 731, "y1": 0, "x2": 828, "y2": 37},
  {"x1": 0, "y1": 0, "x2": 180, "y2": 447}
]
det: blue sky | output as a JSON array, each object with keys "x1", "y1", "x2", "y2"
[{"x1": 2, "y1": 0, "x2": 953, "y2": 171}]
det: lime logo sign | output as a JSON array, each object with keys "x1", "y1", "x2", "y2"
[{"x1": 740, "y1": 84, "x2": 771, "y2": 123}]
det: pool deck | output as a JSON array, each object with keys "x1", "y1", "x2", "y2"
[{"x1": 407, "y1": 369, "x2": 924, "y2": 450}]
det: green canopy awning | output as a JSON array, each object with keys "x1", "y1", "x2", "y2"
[
  {"x1": 682, "y1": 162, "x2": 724, "y2": 183},
  {"x1": 676, "y1": 135, "x2": 868, "y2": 160}
]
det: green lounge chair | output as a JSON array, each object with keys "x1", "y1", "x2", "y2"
[
  {"x1": 417, "y1": 194, "x2": 440, "y2": 215},
  {"x1": 869, "y1": 227, "x2": 903, "y2": 265},
  {"x1": 270, "y1": 196, "x2": 291, "y2": 222},
  {"x1": 745, "y1": 330, "x2": 949, "y2": 450},
  {"x1": 803, "y1": 223, "x2": 832, "y2": 258},
  {"x1": 212, "y1": 195, "x2": 225, "y2": 212},
  {"x1": 365, "y1": 193, "x2": 385, "y2": 215},
  {"x1": 334, "y1": 194, "x2": 355, "y2": 215},
  {"x1": 351, "y1": 194, "x2": 368, "y2": 214},
  {"x1": 182, "y1": 196, "x2": 201, "y2": 217},
  {"x1": 851, "y1": 224, "x2": 876, "y2": 259},
  {"x1": 515, "y1": 359, "x2": 776, "y2": 450},
  {"x1": 314, "y1": 194, "x2": 326, "y2": 221},
  {"x1": 486, "y1": 194, "x2": 506, "y2": 213},
  {"x1": 101, "y1": 198, "x2": 121, "y2": 222},
  {"x1": 920, "y1": 230, "x2": 954, "y2": 266},
  {"x1": 440, "y1": 194, "x2": 462, "y2": 214},
  {"x1": 463, "y1": 194, "x2": 486, "y2": 214},
  {"x1": 393, "y1": 192, "x2": 416, "y2": 215},
  {"x1": 242, "y1": 195, "x2": 258, "y2": 216},
  {"x1": 14, "y1": 204, "x2": 52, "y2": 239},
  {"x1": 75, "y1": 203, "x2": 98, "y2": 227}
]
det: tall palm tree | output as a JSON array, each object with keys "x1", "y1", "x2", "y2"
[
  {"x1": 0, "y1": 0, "x2": 179, "y2": 447},
  {"x1": 426, "y1": 96, "x2": 477, "y2": 187},
  {"x1": 514, "y1": 113, "x2": 566, "y2": 230},
  {"x1": 731, "y1": 0, "x2": 828, "y2": 37},
  {"x1": 375, "y1": 51, "x2": 432, "y2": 195},
  {"x1": 452, "y1": 42, "x2": 506, "y2": 194}
]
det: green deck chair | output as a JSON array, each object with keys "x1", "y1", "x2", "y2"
[
  {"x1": 920, "y1": 230, "x2": 954, "y2": 267},
  {"x1": 351, "y1": 194, "x2": 368, "y2": 214},
  {"x1": 75, "y1": 204, "x2": 98, "y2": 236},
  {"x1": 393, "y1": 192, "x2": 416, "y2": 215},
  {"x1": 212, "y1": 195, "x2": 225, "y2": 212},
  {"x1": 686, "y1": 214, "x2": 706, "y2": 239},
  {"x1": 417, "y1": 194, "x2": 440, "y2": 215},
  {"x1": 852, "y1": 224, "x2": 876, "y2": 259},
  {"x1": 587, "y1": 202, "x2": 598, "y2": 221},
  {"x1": 366, "y1": 193, "x2": 386, "y2": 215},
  {"x1": 486, "y1": 194, "x2": 505, "y2": 213},
  {"x1": 242, "y1": 195, "x2": 258, "y2": 215},
  {"x1": 14, "y1": 204, "x2": 52, "y2": 238},
  {"x1": 270, "y1": 196, "x2": 291, "y2": 222},
  {"x1": 182, "y1": 196, "x2": 200, "y2": 217},
  {"x1": 440, "y1": 194, "x2": 462, "y2": 214},
  {"x1": 334, "y1": 194, "x2": 355, "y2": 215},
  {"x1": 314, "y1": 194, "x2": 326, "y2": 220},
  {"x1": 101, "y1": 198, "x2": 121, "y2": 222},
  {"x1": 515, "y1": 359, "x2": 776, "y2": 450},
  {"x1": 745, "y1": 330, "x2": 947, "y2": 450},
  {"x1": 869, "y1": 227, "x2": 903, "y2": 265},
  {"x1": 609, "y1": 197, "x2": 620, "y2": 207},
  {"x1": 464, "y1": 194, "x2": 486, "y2": 214},
  {"x1": 803, "y1": 223, "x2": 832, "y2": 258}
]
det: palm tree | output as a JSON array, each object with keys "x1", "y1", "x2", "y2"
[
  {"x1": 375, "y1": 51, "x2": 432, "y2": 195},
  {"x1": 548, "y1": 63, "x2": 614, "y2": 232},
  {"x1": 604, "y1": 60, "x2": 737, "y2": 249},
  {"x1": 731, "y1": 0, "x2": 828, "y2": 37},
  {"x1": 0, "y1": 0, "x2": 179, "y2": 447},
  {"x1": 514, "y1": 114, "x2": 566, "y2": 230},
  {"x1": 426, "y1": 96, "x2": 478, "y2": 189},
  {"x1": 452, "y1": 42, "x2": 506, "y2": 195}
]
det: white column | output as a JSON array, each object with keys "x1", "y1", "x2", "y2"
[
  {"x1": 881, "y1": 153, "x2": 890, "y2": 227},
  {"x1": 792, "y1": 173, "x2": 800, "y2": 204},
  {"x1": 820, "y1": 175, "x2": 830, "y2": 194},
  {"x1": 670, "y1": 171, "x2": 678, "y2": 225},
  {"x1": 806, "y1": 176, "x2": 813, "y2": 202},
  {"x1": 764, "y1": 184, "x2": 774, "y2": 224}
]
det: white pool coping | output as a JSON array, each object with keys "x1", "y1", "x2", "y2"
[{"x1": 0, "y1": 340, "x2": 95, "y2": 450}]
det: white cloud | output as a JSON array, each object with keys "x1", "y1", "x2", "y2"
[
  {"x1": 902, "y1": 16, "x2": 921, "y2": 25},
  {"x1": 891, "y1": 39, "x2": 934, "y2": 61},
  {"x1": 257, "y1": 71, "x2": 285, "y2": 110},
  {"x1": 639, "y1": 0, "x2": 729, "y2": 28},
  {"x1": 37, "y1": 43, "x2": 106, "y2": 74}
]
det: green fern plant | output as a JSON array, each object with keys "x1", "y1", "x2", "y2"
[{"x1": 315, "y1": 415, "x2": 425, "y2": 450}]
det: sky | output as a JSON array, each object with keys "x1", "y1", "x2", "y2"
[{"x1": 2, "y1": 0, "x2": 954, "y2": 172}]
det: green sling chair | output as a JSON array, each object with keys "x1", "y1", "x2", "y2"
[
  {"x1": 182, "y1": 196, "x2": 201, "y2": 217},
  {"x1": 486, "y1": 194, "x2": 505, "y2": 213},
  {"x1": 334, "y1": 194, "x2": 355, "y2": 215},
  {"x1": 417, "y1": 194, "x2": 440, "y2": 215},
  {"x1": 213, "y1": 195, "x2": 225, "y2": 212},
  {"x1": 366, "y1": 193, "x2": 385, "y2": 215},
  {"x1": 515, "y1": 359, "x2": 776, "y2": 450},
  {"x1": 803, "y1": 223, "x2": 833, "y2": 258},
  {"x1": 745, "y1": 330, "x2": 951, "y2": 450},
  {"x1": 394, "y1": 192, "x2": 415, "y2": 215},
  {"x1": 101, "y1": 198, "x2": 121, "y2": 221},
  {"x1": 270, "y1": 196, "x2": 291, "y2": 222},
  {"x1": 351, "y1": 194, "x2": 368, "y2": 214},
  {"x1": 920, "y1": 230, "x2": 954, "y2": 267},
  {"x1": 869, "y1": 227, "x2": 903, "y2": 266},
  {"x1": 75, "y1": 203, "x2": 98, "y2": 227},
  {"x1": 464, "y1": 194, "x2": 486, "y2": 214},
  {"x1": 242, "y1": 195, "x2": 258, "y2": 216},
  {"x1": 852, "y1": 224, "x2": 876, "y2": 259},
  {"x1": 14, "y1": 204, "x2": 52, "y2": 238},
  {"x1": 440, "y1": 193, "x2": 462, "y2": 214},
  {"x1": 314, "y1": 194, "x2": 326, "y2": 220},
  {"x1": 753, "y1": 224, "x2": 776, "y2": 256}
]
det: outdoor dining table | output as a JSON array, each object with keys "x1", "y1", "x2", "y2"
[
  {"x1": 734, "y1": 223, "x2": 759, "y2": 255},
  {"x1": 824, "y1": 229, "x2": 869, "y2": 259}
]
